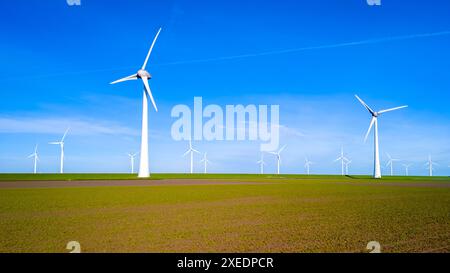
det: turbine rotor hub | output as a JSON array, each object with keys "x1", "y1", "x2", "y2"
[{"x1": 137, "y1": 69, "x2": 151, "y2": 79}]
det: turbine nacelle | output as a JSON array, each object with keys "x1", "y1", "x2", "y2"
[{"x1": 137, "y1": 69, "x2": 151, "y2": 79}]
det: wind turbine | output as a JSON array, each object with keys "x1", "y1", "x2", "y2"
[
  {"x1": 27, "y1": 144, "x2": 39, "y2": 174},
  {"x1": 182, "y1": 140, "x2": 200, "y2": 174},
  {"x1": 402, "y1": 163, "x2": 412, "y2": 176},
  {"x1": 256, "y1": 153, "x2": 266, "y2": 174},
  {"x1": 269, "y1": 145, "x2": 286, "y2": 175},
  {"x1": 127, "y1": 152, "x2": 138, "y2": 174},
  {"x1": 355, "y1": 95, "x2": 408, "y2": 179},
  {"x1": 425, "y1": 155, "x2": 438, "y2": 177},
  {"x1": 386, "y1": 153, "x2": 400, "y2": 176},
  {"x1": 49, "y1": 128, "x2": 69, "y2": 174},
  {"x1": 110, "y1": 28, "x2": 162, "y2": 178},
  {"x1": 334, "y1": 147, "x2": 349, "y2": 176},
  {"x1": 199, "y1": 152, "x2": 211, "y2": 174},
  {"x1": 345, "y1": 159, "x2": 352, "y2": 175},
  {"x1": 304, "y1": 157, "x2": 313, "y2": 175}
]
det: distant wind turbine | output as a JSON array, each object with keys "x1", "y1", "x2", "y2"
[
  {"x1": 182, "y1": 140, "x2": 200, "y2": 174},
  {"x1": 345, "y1": 160, "x2": 352, "y2": 175},
  {"x1": 256, "y1": 153, "x2": 266, "y2": 174},
  {"x1": 110, "y1": 28, "x2": 162, "y2": 178},
  {"x1": 199, "y1": 152, "x2": 211, "y2": 174},
  {"x1": 402, "y1": 163, "x2": 412, "y2": 176},
  {"x1": 304, "y1": 157, "x2": 313, "y2": 175},
  {"x1": 269, "y1": 145, "x2": 286, "y2": 175},
  {"x1": 334, "y1": 147, "x2": 349, "y2": 176},
  {"x1": 127, "y1": 152, "x2": 138, "y2": 174},
  {"x1": 425, "y1": 155, "x2": 438, "y2": 177},
  {"x1": 386, "y1": 153, "x2": 400, "y2": 176},
  {"x1": 27, "y1": 144, "x2": 39, "y2": 174},
  {"x1": 49, "y1": 128, "x2": 69, "y2": 174},
  {"x1": 355, "y1": 95, "x2": 408, "y2": 179}
]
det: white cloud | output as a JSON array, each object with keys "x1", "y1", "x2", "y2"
[{"x1": 0, "y1": 116, "x2": 139, "y2": 136}]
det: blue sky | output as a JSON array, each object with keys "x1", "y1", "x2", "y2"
[{"x1": 0, "y1": 0, "x2": 449, "y2": 175}]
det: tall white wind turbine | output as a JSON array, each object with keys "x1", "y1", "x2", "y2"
[
  {"x1": 355, "y1": 95, "x2": 408, "y2": 179},
  {"x1": 304, "y1": 157, "x2": 313, "y2": 175},
  {"x1": 182, "y1": 140, "x2": 200, "y2": 174},
  {"x1": 110, "y1": 28, "x2": 162, "y2": 178},
  {"x1": 127, "y1": 152, "x2": 138, "y2": 174},
  {"x1": 256, "y1": 153, "x2": 266, "y2": 174},
  {"x1": 402, "y1": 163, "x2": 412, "y2": 176},
  {"x1": 425, "y1": 155, "x2": 437, "y2": 177},
  {"x1": 27, "y1": 144, "x2": 39, "y2": 174},
  {"x1": 199, "y1": 152, "x2": 211, "y2": 174},
  {"x1": 269, "y1": 145, "x2": 286, "y2": 175},
  {"x1": 334, "y1": 147, "x2": 349, "y2": 176},
  {"x1": 49, "y1": 128, "x2": 70, "y2": 174},
  {"x1": 386, "y1": 153, "x2": 400, "y2": 176}
]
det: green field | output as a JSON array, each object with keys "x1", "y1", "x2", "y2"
[
  {"x1": 0, "y1": 174, "x2": 449, "y2": 253},
  {"x1": 0, "y1": 173, "x2": 449, "y2": 181}
]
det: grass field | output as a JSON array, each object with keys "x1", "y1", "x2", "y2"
[{"x1": 0, "y1": 174, "x2": 449, "y2": 253}]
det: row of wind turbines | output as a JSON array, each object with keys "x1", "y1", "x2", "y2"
[
  {"x1": 254, "y1": 146, "x2": 440, "y2": 177},
  {"x1": 26, "y1": 28, "x2": 447, "y2": 178},
  {"x1": 28, "y1": 128, "x2": 69, "y2": 174}
]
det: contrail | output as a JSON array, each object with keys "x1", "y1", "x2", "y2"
[
  {"x1": 0, "y1": 30, "x2": 449, "y2": 81},
  {"x1": 157, "y1": 30, "x2": 450, "y2": 65}
]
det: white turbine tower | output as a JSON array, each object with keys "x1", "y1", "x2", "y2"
[
  {"x1": 127, "y1": 152, "x2": 138, "y2": 174},
  {"x1": 334, "y1": 147, "x2": 349, "y2": 176},
  {"x1": 199, "y1": 152, "x2": 211, "y2": 174},
  {"x1": 269, "y1": 145, "x2": 286, "y2": 175},
  {"x1": 256, "y1": 153, "x2": 266, "y2": 174},
  {"x1": 304, "y1": 157, "x2": 313, "y2": 175},
  {"x1": 49, "y1": 128, "x2": 69, "y2": 174},
  {"x1": 345, "y1": 159, "x2": 352, "y2": 175},
  {"x1": 27, "y1": 144, "x2": 39, "y2": 174},
  {"x1": 386, "y1": 153, "x2": 400, "y2": 176},
  {"x1": 425, "y1": 155, "x2": 437, "y2": 177},
  {"x1": 110, "y1": 28, "x2": 162, "y2": 178},
  {"x1": 402, "y1": 163, "x2": 412, "y2": 176},
  {"x1": 355, "y1": 95, "x2": 408, "y2": 179},
  {"x1": 182, "y1": 140, "x2": 200, "y2": 174}
]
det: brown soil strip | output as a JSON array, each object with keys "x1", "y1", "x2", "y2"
[{"x1": 0, "y1": 179, "x2": 275, "y2": 189}]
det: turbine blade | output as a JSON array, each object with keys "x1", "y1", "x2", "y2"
[
  {"x1": 378, "y1": 105, "x2": 408, "y2": 114},
  {"x1": 110, "y1": 74, "x2": 138, "y2": 85},
  {"x1": 27, "y1": 154, "x2": 35, "y2": 158},
  {"x1": 142, "y1": 77, "x2": 158, "y2": 112},
  {"x1": 48, "y1": 142, "x2": 60, "y2": 145},
  {"x1": 192, "y1": 148, "x2": 201, "y2": 154},
  {"x1": 278, "y1": 145, "x2": 287, "y2": 154},
  {"x1": 364, "y1": 117, "x2": 376, "y2": 143},
  {"x1": 142, "y1": 27, "x2": 162, "y2": 70},
  {"x1": 182, "y1": 150, "x2": 190, "y2": 157},
  {"x1": 355, "y1": 95, "x2": 375, "y2": 115},
  {"x1": 61, "y1": 127, "x2": 70, "y2": 142}
]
